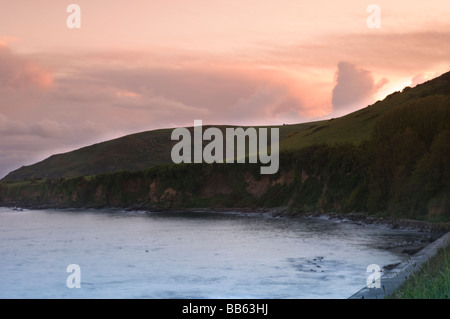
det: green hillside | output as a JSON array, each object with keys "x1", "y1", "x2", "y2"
[
  {"x1": 2, "y1": 71, "x2": 450, "y2": 182},
  {"x1": 281, "y1": 70, "x2": 450, "y2": 150},
  {"x1": 2, "y1": 128, "x2": 175, "y2": 181}
]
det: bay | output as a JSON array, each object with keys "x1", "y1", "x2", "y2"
[{"x1": 0, "y1": 207, "x2": 430, "y2": 299}]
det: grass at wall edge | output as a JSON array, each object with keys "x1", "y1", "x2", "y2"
[{"x1": 389, "y1": 242, "x2": 450, "y2": 299}]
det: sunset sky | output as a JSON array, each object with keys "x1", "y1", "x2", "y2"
[{"x1": 1, "y1": 0, "x2": 450, "y2": 178}]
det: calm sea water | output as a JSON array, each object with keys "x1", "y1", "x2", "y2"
[{"x1": 0, "y1": 207, "x2": 429, "y2": 299}]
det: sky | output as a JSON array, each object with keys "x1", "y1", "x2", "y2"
[{"x1": 0, "y1": 0, "x2": 450, "y2": 178}]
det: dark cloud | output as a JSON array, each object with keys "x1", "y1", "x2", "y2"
[
  {"x1": 332, "y1": 62, "x2": 387, "y2": 111},
  {"x1": 0, "y1": 45, "x2": 52, "y2": 90}
]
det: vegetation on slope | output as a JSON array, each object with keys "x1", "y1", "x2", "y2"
[{"x1": 368, "y1": 95, "x2": 450, "y2": 218}]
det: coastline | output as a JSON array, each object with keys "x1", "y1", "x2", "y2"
[
  {"x1": 2, "y1": 202, "x2": 449, "y2": 233},
  {"x1": 193, "y1": 207, "x2": 450, "y2": 259},
  {"x1": 181, "y1": 206, "x2": 450, "y2": 234}
]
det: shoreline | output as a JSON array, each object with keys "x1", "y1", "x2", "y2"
[
  {"x1": 193, "y1": 207, "x2": 449, "y2": 258},
  {"x1": 2, "y1": 202, "x2": 449, "y2": 233},
  {"x1": 2, "y1": 202, "x2": 449, "y2": 252},
  {"x1": 132, "y1": 206, "x2": 450, "y2": 260},
  {"x1": 182, "y1": 206, "x2": 450, "y2": 233}
]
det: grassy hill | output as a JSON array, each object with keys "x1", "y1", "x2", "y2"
[
  {"x1": 2, "y1": 71, "x2": 450, "y2": 183},
  {"x1": 281, "y1": 70, "x2": 450, "y2": 150},
  {"x1": 2, "y1": 128, "x2": 175, "y2": 181}
]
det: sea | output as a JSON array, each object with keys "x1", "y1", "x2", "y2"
[{"x1": 0, "y1": 207, "x2": 430, "y2": 299}]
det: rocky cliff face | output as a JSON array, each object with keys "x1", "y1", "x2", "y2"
[{"x1": 0, "y1": 164, "x2": 315, "y2": 211}]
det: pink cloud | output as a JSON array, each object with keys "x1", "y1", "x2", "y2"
[
  {"x1": 0, "y1": 44, "x2": 53, "y2": 90},
  {"x1": 410, "y1": 74, "x2": 426, "y2": 87},
  {"x1": 257, "y1": 30, "x2": 450, "y2": 75}
]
